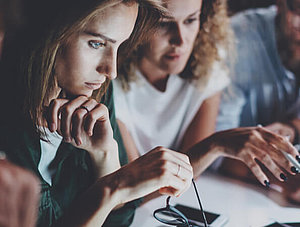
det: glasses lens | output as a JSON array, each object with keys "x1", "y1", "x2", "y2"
[{"x1": 154, "y1": 208, "x2": 188, "y2": 226}]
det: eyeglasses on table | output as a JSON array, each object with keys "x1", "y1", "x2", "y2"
[{"x1": 153, "y1": 179, "x2": 208, "y2": 227}]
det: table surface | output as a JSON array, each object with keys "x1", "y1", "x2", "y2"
[{"x1": 130, "y1": 172, "x2": 300, "y2": 227}]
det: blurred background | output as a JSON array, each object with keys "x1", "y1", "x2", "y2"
[{"x1": 228, "y1": 0, "x2": 276, "y2": 14}]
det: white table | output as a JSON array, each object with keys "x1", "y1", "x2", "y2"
[{"x1": 130, "y1": 172, "x2": 300, "y2": 227}]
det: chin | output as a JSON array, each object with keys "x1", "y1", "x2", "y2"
[{"x1": 166, "y1": 64, "x2": 186, "y2": 75}]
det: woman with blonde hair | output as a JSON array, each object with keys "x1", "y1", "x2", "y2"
[
  {"x1": 114, "y1": 0, "x2": 299, "y2": 187},
  {"x1": 0, "y1": 0, "x2": 193, "y2": 226}
]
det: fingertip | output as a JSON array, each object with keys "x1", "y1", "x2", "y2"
[
  {"x1": 50, "y1": 123, "x2": 56, "y2": 132},
  {"x1": 263, "y1": 180, "x2": 270, "y2": 188}
]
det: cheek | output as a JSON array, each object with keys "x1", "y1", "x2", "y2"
[{"x1": 188, "y1": 25, "x2": 199, "y2": 46}]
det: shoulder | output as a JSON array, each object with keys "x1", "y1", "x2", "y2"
[{"x1": 231, "y1": 6, "x2": 276, "y2": 38}]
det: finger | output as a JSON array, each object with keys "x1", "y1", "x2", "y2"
[
  {"x1": 84, "y1": 103, "x2": 110, "y2": 137},
  {"x1": 258, "y1": 127, "x2": 298, "y2": 157},
  {"x1": 251, "y1": 145, "x2": 291, "y2": 181},
  {"x1": 47, "y1": 99, "x2": 69, "y2": 132},
  {"x1": 167, "y1": 160, "x2": 193, "y2": 182},
  {"x1": 71, "y1": 107, "x2": 91, "y2": 146},
  {"x1": 60, "y1": 96, "x2": 88, "y2": 142},
  {"x1": 239, "y1": 150, "x2": 269, "y2": 186},
  {"x1": 247, "y1": 129, "x2": 295, "y2": 172},
  {"x1": 152, "y1": 147, "x2": 192, "y2": 173},
  {"x1": 158, "y1": 173, "x2": 191, "y2": 197}
]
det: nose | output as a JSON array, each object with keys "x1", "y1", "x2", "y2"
[
  {"x1": 169, "y1": 23, "x2": 184, "y2": 46},
  {"x1": 96, "y1": 47, "x2": 117, "y2": 80}
]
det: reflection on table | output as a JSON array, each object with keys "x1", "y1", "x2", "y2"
[{"x1": 130, "y1": 172, "x2": 300, "y2": 227}]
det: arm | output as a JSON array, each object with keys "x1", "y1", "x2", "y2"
[
  {"x1": 55, "y1": 146, "x2": 193, "y2": 227},
  {"x1": 117, "y1": 119, "x2": 140, "y2": 162},
  {"x1": 187, "y1": 126, "x2": 299, "y2": 185},
  {"x1": 0, "y1": 158, "x2": 40, "y2": 227},
  {"x1": 180, "y1": 92, "x2": 221, "y2": 153}
]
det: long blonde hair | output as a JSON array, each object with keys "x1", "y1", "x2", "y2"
[
  {"x1": 118, "y1": 0, "x2": 232, "y2": 91},
  {"x1": 0, "y1": 0, "x2": 165, "y2": 137}
]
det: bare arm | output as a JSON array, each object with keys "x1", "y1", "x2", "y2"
[
  {"x1": 117, "y1": 119, "x2": 140, "y2": 162},
  {"x1": 187, "y1": 126, "x2": 299, "y2": 185},
  {"x1": 180, "y1": 93, "x2": 221, "y2": 153}
]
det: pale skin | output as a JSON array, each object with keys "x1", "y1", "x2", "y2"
[
  {"x1": 44, "y1": 2, "x2": 192, "y2": 226},
  {"x1": 118, "y1": 0, "x2": 299, "y2": 190}
]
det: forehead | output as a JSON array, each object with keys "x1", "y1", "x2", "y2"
[
  {"x1": 164, "y1": 0, "x2": 202, "y2": 19},
  {"x1": 85, "y1": 2, "x2": 138, "y2": 42}
]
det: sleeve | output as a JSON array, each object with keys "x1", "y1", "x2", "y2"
[
  {"x1": 216, "y1": 84, "x2": 246, "y2": 131},
  {"x1": 201, "y1": 60, "x2": 231, "y2": 100}
]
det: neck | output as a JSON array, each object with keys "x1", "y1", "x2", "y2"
[{"x1": 139, "y1": 57, "x2": 170, "y2": 92}]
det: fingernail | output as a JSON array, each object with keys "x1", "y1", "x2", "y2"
[
  {"x1": 88, "y1": 131, "x2": 93, "y2": 136},
  {"x1": 280, "y1": 173, "x2": 288, "y2": 181},
  {"x1": 64, "y1": 137, "x2": 71, "y2": 143},
  {"x1": 291, "y1": 166, "x2": 299, "y2": 174},
  {"x1": 76, "y1": 140, "x2": 81, "y2": 146},
  {"x1": 296, "y1": 155, "x2": 300, "y2": 163},
  {"x1": 264, "y1": 180, "x2": 270, "y2": 188}
]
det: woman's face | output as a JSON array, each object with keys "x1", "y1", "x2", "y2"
[
  {"x1": 140, "y1": 0, "x2": 202, "y2": 76},
  {"x1": 55, "y1": 2, "x2": 138, "y2": 97}
]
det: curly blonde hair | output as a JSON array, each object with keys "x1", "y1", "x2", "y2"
[{"x1": 118, "y1": 0, "x2": 232, "y2": 91}]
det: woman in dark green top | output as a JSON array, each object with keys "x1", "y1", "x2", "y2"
[{"x1": 0, "y1": 0, "x2": 193, "y2": 226}]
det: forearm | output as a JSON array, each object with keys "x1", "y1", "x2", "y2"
[
  {"x1": 187, "y1": 135, "x2": 222, "y2": 179},
  {"x1": 54, "y1": 175, "x2": 120, "y2": 227}
]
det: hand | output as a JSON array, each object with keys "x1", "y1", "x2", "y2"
[
  {"x1": 212, "y1": 126, "x2": 299, "y2": 185},
  {"x1": 0, "y1": 159, "x2": 40, "y2": 227},
  {"x1": 265, "y1": 122, "x2": 295, "y2": 143},
  {"x1": 108, "y1": 146, "x2": 193, "y2": 205},
  {"x1": 46, "y1": 96, "x2": 119, "y2": 176}
]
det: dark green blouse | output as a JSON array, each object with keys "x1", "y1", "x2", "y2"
[{"x1": 1, "y1": 84, "x2": 139, "y2": 227}]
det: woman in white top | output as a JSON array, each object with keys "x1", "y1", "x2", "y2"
[{"x1": 114, "y1": 0, "x2": 299, "y2": 187}]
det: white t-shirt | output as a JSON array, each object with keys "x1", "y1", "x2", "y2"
[
  {"x1": 113, "y1": 61, "x2": 230, "y2": 155},
  {"x1": 38, "y1": 129, "x2": 62, "y2": 185}
]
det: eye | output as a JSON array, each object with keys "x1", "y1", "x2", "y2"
[
  {"x1": 88, "y1": 40, "x2": 105, "y2": 49},
  {"x1": 184, "y1": 18, "x2": 198, "y2": 25},
  {"x1": 158, "y1": 21, "x2": 170, "y2": 29}
]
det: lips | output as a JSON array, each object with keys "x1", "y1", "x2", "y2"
[
  {"x1": 85, "y1": 81, "x2": 104, "y2": 90},
  {"x1": 164, "y1": 50, "x2": 184, "y2": 60}
]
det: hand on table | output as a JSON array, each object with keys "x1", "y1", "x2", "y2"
[
  {"x1": 107, "y1": 146, "x2": 193, "y2": 205},
  {"x1": 0, "y1": 158, "x2": 40, "y2": 227},
  {"x1": 265, "y1": 122, "x2": 296, "y2": 143},
  {"x1": 212, "y1": 126, "x2": 299, "y2": 186}
]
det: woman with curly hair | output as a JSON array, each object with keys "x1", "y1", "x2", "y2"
[{"x1": 113, "y1": 0, "x2": 299, "y2": 187}]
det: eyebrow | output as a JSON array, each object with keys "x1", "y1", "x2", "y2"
[
  {"x1": 164, "y1": 9, "x2": 201, "y2": 20},
  {"x1": 83, "y1": 31, "x2": 117, "y2": 44}
]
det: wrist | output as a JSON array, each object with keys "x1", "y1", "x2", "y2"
[
  {"x1": 89, "y1": 140, "x2": 120, "y2": 177},
  {"x1": 100, "y1": 171, "x2": 126, "y2": 207}
]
